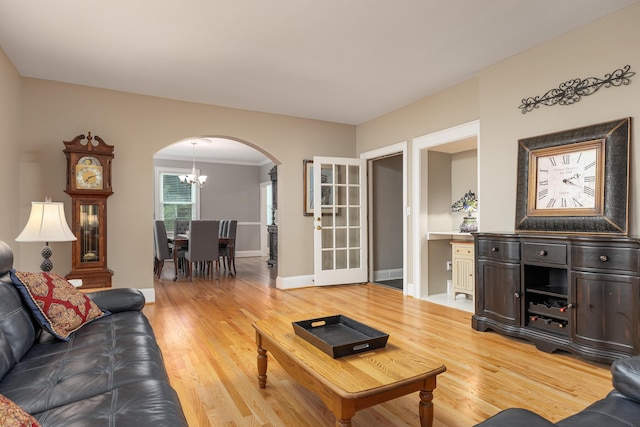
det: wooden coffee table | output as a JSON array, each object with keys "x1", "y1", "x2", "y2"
[{"x1": 253, "y1": 314, "x2": 446, "y2": 427}]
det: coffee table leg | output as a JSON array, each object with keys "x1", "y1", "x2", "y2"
[
  {"x1": 336, "y1": 419, "x2": 352, "y2": 427},
  {"x1": 256, "y1": 334, "x2": 268, "y2": 388},
  {"x1": 419, "y1": 389, "x2": 434, "y2": 427}
]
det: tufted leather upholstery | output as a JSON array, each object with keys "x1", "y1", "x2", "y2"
[
  {"x1": 475, "y1": 356, "x2": 640, "y2": 427},
  {"x1": 0, "y1": 241, "x2": 187, "y2": 426}
]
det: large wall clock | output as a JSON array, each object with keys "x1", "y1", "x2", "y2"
[
  {"x1": 63, "y1": 132, "x2": 115, "y2": 288},
  {"x1": 515, "y1": 117, "x2": 630, "y2": 234}
]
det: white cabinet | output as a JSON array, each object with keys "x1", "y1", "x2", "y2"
[{"x1": 451, "y1": 241, "x2": 474, "y2": 299}]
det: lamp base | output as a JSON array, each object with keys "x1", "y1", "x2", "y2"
[
  {"x1": 40, "y1": 245, "x2": 53, "y2": 272},
  {"x1": 459, "y1": 216, "x2": 478, "y2": 233}
]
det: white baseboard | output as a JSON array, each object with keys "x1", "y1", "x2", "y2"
[
  {"x1": 236, "y1": 250, "x2": 262, "y2": 258},
  {"x1": 373, "y1": 268, "x2": 404, "y2": 281},
  {"x1": 407, "y1": 282, "x2": 416, "y2": 297},
  {"x1": 276, "y1": 274, "x2": 314, "y2": 290},
  {"x1": 139, "y1": 287, "x2": 155, "y2": 303}
]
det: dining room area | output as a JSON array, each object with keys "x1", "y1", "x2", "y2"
[
  {"x1": 152, "y1": 137, "x2": 278, "y2": 283},
  {"x1": 154, "y1": 218, "x2": 239, "y2": 281}
]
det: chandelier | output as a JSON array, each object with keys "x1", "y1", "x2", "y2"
[{"x1": 179, "y1": 141, "x2": 207, "y2": 188}]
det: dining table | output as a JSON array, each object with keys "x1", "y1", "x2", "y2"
[{"x1": 172, "y1": 234, "x2": 235, "y2": 280}]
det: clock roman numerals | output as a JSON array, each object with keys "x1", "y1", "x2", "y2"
[
  {"x1": 584, "y1": 186, "x2": 595, "y2": 197},
  {"x1": 538, "y1": 189, "x2": 548, "y2": 199},
  {"x1": 562, "y1": 155, "x2": 570, "y2": 165}
]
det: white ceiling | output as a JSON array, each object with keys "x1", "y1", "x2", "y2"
[{"x1": 1, "y1": 0, "x2": 637, "y2": 163}]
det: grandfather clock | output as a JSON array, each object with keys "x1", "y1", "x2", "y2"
[{"x1": 63, "y1": 132, "x2": 114, "y2": 288}]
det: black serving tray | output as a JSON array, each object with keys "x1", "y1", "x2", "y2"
[{"x1": 292, "y1": 315, "x2": 389, "y2": 358}]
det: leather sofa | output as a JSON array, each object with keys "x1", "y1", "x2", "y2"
[
  {"x1": 475, "y1": 355, "x2": 640, "y2": 427},
  {"x1": 0, "y1": 241, "x2": 188, "y2": 426}
]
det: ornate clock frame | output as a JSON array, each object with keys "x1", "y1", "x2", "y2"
[
  {"x1": 515, "y1": 117, "x2": 630, "y2": 234},
  {"x1": 63, "y1": 132, "x2": 114, "y2": 288}
]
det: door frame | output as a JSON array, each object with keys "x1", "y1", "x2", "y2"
[
  {"x1": 411, "y1": 120, "x2": 480, "y2": 299},
  {"x1": 360, "y1": 142, "x2": 408, "y2": 295}
]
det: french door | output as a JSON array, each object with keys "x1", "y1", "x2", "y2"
[{"x1": 313, "y1": 156, "x2": 368, "y2": 286}]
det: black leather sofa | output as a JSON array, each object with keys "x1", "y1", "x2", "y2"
[
  {"x1": 475, "y1": 355, "x2": 640, "y2": 427},
  {"x1": 0, "y1": 241, "x2": 188, "y2": 426}
]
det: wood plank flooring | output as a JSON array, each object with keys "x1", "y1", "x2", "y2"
[{"x1": 144, "y1": 258, "x2": 612, "y2": 426}]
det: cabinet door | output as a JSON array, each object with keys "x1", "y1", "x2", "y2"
[
  {"x1": 476, "y1": 260, "x2": 521, "y2": 326},
  {"x1": 572, "y1": 272, "x2": 640, "y2": 355},
  {"x1": 453, "y1": 256, "x2": 474, "y2": 297}
]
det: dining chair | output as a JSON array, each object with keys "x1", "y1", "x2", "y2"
[
  {"x1": 154, "y1": 220, "x2": 185, "y2": 279},
  {"x1": 174, "y1": 220, "x2": 190, "y2": 237},
  {"x1": 185, "y1": 220, "x2": 220, "y2": 281},
  {"x1": 219, "y1": 220, "x2": 237, "y2": 275}
]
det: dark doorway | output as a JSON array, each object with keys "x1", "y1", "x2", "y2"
[{"x1": 370, "y1": 154, "x2": 403, "y2": 291}]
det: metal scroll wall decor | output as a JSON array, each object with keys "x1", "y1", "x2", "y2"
[{"x1": 519, "y1": 65, "x2": 634, "y2": 114}]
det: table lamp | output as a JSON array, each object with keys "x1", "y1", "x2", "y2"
[{"x1": 16, "y1": 197, "x2": 77, "y2": 272}]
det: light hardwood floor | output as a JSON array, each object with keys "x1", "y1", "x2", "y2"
[{"x1": 144, "y1": 258, "x2": 612, "y2": 426}]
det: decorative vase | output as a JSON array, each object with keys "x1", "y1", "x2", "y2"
[{"x1": 459, "y1": 216, "x2": 477, "y2": 233}]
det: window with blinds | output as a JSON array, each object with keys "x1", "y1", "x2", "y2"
[{"x1": 160, "y1": 172, "x2": 196, "y2": 233}]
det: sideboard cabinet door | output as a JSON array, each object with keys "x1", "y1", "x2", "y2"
[
  {"x1": 476, "y1": 260, "x2": 521, "y2": 327},
  {"x1": 473, "y1": 235, "x2": 522, "y2": 331},
  {"x1": 572, "y1": 272, "x2": 640, "y2": 355}
]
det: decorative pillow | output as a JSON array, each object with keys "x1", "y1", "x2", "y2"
[
  {"x1": 0, "y1": 394, "x2": 41, "y2": 427},
  {"x1": 9, "y1": 270, "x2": 109, "y2": 341}
]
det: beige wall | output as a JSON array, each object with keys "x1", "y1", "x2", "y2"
[
  {"x1": 0, "y1": 48, "x2": 21, "y2": 246},
  {"x1": 16, "y1": 79, "x2": 355, "y2": 290},
  {"x1": 478, "y1": 4, "x2": 640, "y2": 232},
  {"x1": 358, "y1": 3, "x2": 640, "y2": 289}
]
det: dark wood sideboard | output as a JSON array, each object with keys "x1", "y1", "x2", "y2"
[{"x1": 472, "y1": 232, "x2": 640, "y2": 364}]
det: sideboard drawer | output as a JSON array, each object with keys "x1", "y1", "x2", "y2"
[
  {"x1": 477, "y1": 239, "x2": 520, "y2": 262},
  {"x1": 572, "y1": 246, "x2": 640, "y2": 273},
  {"x1": 522, "y1": 242, "x2": 567, "y2": 265}
]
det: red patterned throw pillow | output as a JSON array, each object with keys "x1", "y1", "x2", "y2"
[
  {"x1": 0, "y1": 394, "x2": 41, "y2": 427},
  {"x1": 10, "y1": 270, "x2": 109, "y2": 341}
]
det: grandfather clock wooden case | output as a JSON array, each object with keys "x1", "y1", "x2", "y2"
[{"x1": 63, "y1": 133, "x2": 114, "y2": 289}]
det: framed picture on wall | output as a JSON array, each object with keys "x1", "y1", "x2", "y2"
[{"x1": 303, "y1": 160, "x2": 333, "y2": 216}]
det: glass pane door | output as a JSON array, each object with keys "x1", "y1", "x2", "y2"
[{"x1": 313, "y1": 156, "x2": 367, "y2": 286}]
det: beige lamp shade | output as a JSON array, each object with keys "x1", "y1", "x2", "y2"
[
  {"x1": 16, "y1": 199, "x2": 76, "y2": 272},
  {"x1": 16, "y1": 199, "x2": 77, "y2": 243}
]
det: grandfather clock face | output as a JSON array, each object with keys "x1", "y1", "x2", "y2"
[{"x1": 75, "y1": 156, "x2": 104, "y2": 190}]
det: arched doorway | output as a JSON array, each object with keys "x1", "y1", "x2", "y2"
[{"x1": 153, "y1": 136, "x2": 278, "y2": 274}]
